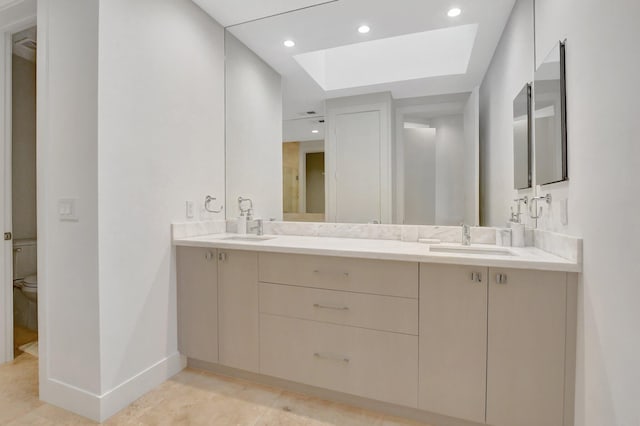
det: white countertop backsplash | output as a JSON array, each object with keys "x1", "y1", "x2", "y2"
[{"x1": 172, "y1": 220, "x2": 582, "y2": 273}]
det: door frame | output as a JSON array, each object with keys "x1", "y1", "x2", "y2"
[
  {"x1": 297, "y1": 140, "x2": 324, "y2": 214},
  {"x1": 0, "y1": 0, "x2": 37, "y2": 365}
]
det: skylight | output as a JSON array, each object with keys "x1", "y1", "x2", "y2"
[{"x1": 294, "y1": 24, "x2": 479, "y2": 91}]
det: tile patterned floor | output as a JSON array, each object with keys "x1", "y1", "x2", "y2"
[
  {"x1": 0, "y1": 354, "x2": 431, "y2": 425},
  {"x1": 13, "y1": 326, "x2": 38, "y2": 358}
]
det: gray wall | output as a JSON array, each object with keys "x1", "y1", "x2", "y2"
[{"x1": 12, "y1": 54, "x2": 36, "y2": 240}]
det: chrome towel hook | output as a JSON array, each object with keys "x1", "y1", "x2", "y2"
[
  {"x1": 529, "y1": 194, "x2": 552, "y2": 219},
  {"x1": 204, "y1": 195, "x2": 224, "y2": 213}
]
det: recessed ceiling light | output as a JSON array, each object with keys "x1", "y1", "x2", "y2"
[
  {"x1": 284, "y1": 40, "x2": 296, "y2": 47},
  {"x1": 358, "y1": 25, "x2": 371, "y2": 34},
  {"x1": 311, "y1": 129, "x2": 320, "y2": 134},
  {"x1": 447, "y1": 7, "x2": 462, "y2": 17}
]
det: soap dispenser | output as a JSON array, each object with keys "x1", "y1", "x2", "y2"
[{"x1": 237, "y1": 212, "x2": 247, "y2": 234}]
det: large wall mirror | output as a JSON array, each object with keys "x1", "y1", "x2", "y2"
[
  {"x1": 534, "y1": 40, "x2": 568, "y2": 185},
  {"x1": 225, "y1": 0, "x2": 516, "y2": 225}
]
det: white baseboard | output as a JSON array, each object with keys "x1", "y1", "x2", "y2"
[
  {"x1": 41, "y1": 352, "x2": 187, "y2": 422},
  {"x1": 99, "y1": 352, "x2": 186, "y2": 421},
  {"x1": 40, "y1": 377, "x2": 102, "y2": 421}
]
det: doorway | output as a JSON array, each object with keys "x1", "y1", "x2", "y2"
[
  {"x1": 0, "y1": 12, "x2": 38, "y2": 364},
  {"x1": 11, "y1": 26, "x2": 38, "y2": 358}
]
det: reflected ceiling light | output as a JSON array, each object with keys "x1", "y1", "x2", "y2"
[
  {"x1": 447, "y1": 7, "x2": 462, "y2": 17},
  {"x1": 311, "y1": 129, "x2": 320, "y2": 134},
  {"x1": 358, "y1": 25, "x2": 371, "y2": 34},
  {"x1": 283, "y1": 40, "x2": 296, "y2": 47}
]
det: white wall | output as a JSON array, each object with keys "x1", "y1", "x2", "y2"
[
  {"x1": 463, "y1": 88, "x2": 480, "y2": 225},
  {"x1": 225, "y1": 33, "x2": 282, "y2": 221},
  {"x1": 37, "y1": 0, "x2": 102, "y2": 403},
  {"x1": 12, "y1": 54, "x2": 36, "y2": 240},
  {"x1": 403, "y1": 128, "x2": 436, "y2": 225},
  {"x1": 536, "y1": 1, "x2": 640, "y2": 425},
  {"x1": 37, "y1": 0, "x2": 226, "y2": 420},
  {"x1": 433, "y1": 115, "x2": 466, "y2": 226},
  {"x1": 481, "y1": 0, "x2": 640, "y2": 424},
  {"x1": 479, "y1": 0, "x2": 535, "y2": 228},
  {"x1": 97, "y1": 0, "x2": 225, "y2": 406}
]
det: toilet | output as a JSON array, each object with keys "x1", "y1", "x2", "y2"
[
  {"x1": 13, "y1": 239, "x2": 37, "y2": 303},
  {"x1": 20, "y1": 274, "x2": 38, "y2": 302}
]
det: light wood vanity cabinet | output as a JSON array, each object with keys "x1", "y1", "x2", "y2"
[
  {"x1": 176, "y1": 247, "x2": 218, "y2": 364},
  {"x1": 486, "y1": 268, "x2": 569, "y2": 426},
  {"x1": 419, "y1": 264, "x2": 488, "y2": 423},
  {"x1": 419, "y1": 264, "x2": 573, "y2": 426},
  {"x1": 217, "y1": 250, "x2": 260, "y2": 373},
  {"x1": 258, "y1": 253, "x2": 420, "y2": 408},
  {"x1": 177, "y1": 248, "x2": 576, "y2": 426}
]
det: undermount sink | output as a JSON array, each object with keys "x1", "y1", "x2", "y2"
[
  {"x1": 429, "y1": 245, "x2": 515, "y2": 256},
  {"x1": 220, "y1": 235, "x2": 276, "y2": 242}
]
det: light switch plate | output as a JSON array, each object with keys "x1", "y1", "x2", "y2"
[
  {"x1": 560, "y1": 198, "x2": 569, "y2": 226},
  {"x1": 59, "y1": 198, "x2": 78, "y2": 221}
]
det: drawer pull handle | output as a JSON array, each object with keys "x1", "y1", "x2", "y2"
[
  {"x1": 313, "y1": 303, "x2": 350, "y2": 311},
  {"x1": 313, "y1": 352, "x2": 350, "y2": 363},
  {"x1": 470, "y1": 272, "x2": 482, "y2": 283},
  {"x1": 312, "y1": 270, "x2": 350, "y2": 278},
  {"x1": 496, "y1": 273, "x2": 508, "y2": 284}
]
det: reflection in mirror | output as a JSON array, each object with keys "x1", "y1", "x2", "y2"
[
  {"x1": 225, "y1": 0, "x2": 517, "y2": 225},
  {"x1": 513, "y1": 83, "x2": 532, "y2": 189},
  {"x1": 534, "y1": 40, "x2": 567, "y2": 185}
]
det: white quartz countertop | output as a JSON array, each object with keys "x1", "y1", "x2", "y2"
[{"x1": 173, "y1": 233, "x2": 581, "y2": 273}]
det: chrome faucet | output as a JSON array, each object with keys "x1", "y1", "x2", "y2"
[
  {"x1": 461, "y1": 223, "x2": 471, "y2": 246},
  {"x1": 511, "y1": 196, "x2": 528, "y2": 223},
  {"x1": 238, "y1": 197, "x2": 254, "y2": 220},
  {"x1": 248, "y1": 218, "x2": 263, "y2": 236}
]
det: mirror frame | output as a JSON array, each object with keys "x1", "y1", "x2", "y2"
[
  {"x1": 534, "y1": 40, "x2": 568, "y2": 185},
  {"x1": 513, "y1": 82, "x2": 532, "y2": 190}
]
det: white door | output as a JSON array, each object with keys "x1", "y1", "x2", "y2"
[
  {"x1": 0, "y1": 1, "x2": 37, "y2": 364},
  {"x1": 334, "y1": 110, "x2": 381, "y2": 223},
  {"x1": 0, "y1": 27, "x2": 12, "y2": 364}
]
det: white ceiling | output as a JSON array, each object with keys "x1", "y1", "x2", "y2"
[
  {"x1": 191, "y1": 0, "x2": 337, "y2": 27},
  {"x1": 199, "y1": 0, "x2": 516, "y2": 120}
]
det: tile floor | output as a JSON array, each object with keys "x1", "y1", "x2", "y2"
[
  {"x1": 0, "y1": 354, "x2": 432, "y2": 425},
  {"x1": 13, "y1": 326, "x2": 38, "y2": 358}
]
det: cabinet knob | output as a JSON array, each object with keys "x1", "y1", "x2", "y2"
[
  {"x1": 496, "y1": 273, "x2": 508, "y2": 284},
  {"x1": 218, "y1": 252, "x2": 228, "y2": 262},
  {"x1": 204, "y1": 251, "x2": 215, "y2": 261}
]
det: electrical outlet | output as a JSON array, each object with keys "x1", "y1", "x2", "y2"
[{"x1": 186, "y1": 201, "x2": 194, "y2": 219}]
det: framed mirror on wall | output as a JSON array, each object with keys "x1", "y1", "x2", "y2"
[
  {"x1": 224, "y1": 0, "x2": 518, "y2": 225},
  {"x1": 513, "y1": 83, "x2": 532, "y2": 190},
  {"x1": 534, "y1": 40, "x2": 568, "y2": 185}
]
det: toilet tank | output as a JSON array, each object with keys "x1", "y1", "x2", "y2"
[{"x1": 13, "y1": 238, "x2": 37, "y2": 280}]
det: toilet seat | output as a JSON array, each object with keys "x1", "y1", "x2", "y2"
[{"x1": 23, "y1": 275, "x2": 37, "y2": 288}]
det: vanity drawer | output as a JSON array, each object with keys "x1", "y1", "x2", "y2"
[
  {"x1": 258, "y1": 253, "x2": 418, "y2": 298},
  {"x1": 259, "y1": 282, "x2": 418, "y2": 335},
  {"x1": 260, "y1": 314, "x2": 418, "y2": 408}
]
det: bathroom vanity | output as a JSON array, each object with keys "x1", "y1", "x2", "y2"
[{"x1": 174, "y1": 230, "x2": 580, "y2": 426}]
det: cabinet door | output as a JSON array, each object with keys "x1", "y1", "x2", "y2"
[
  {"x1": 487, "y1": 268, "x2": 566, "y2": 426},
  {"x1": 176, "y1": 247, "x2": 218, "y2": 363},
  {"x1": 419, "y1": 264, "x2": 488, "y2": 423},
  {"x1": 218, "y1": 250, "x2": 259, "y2": 372}
]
